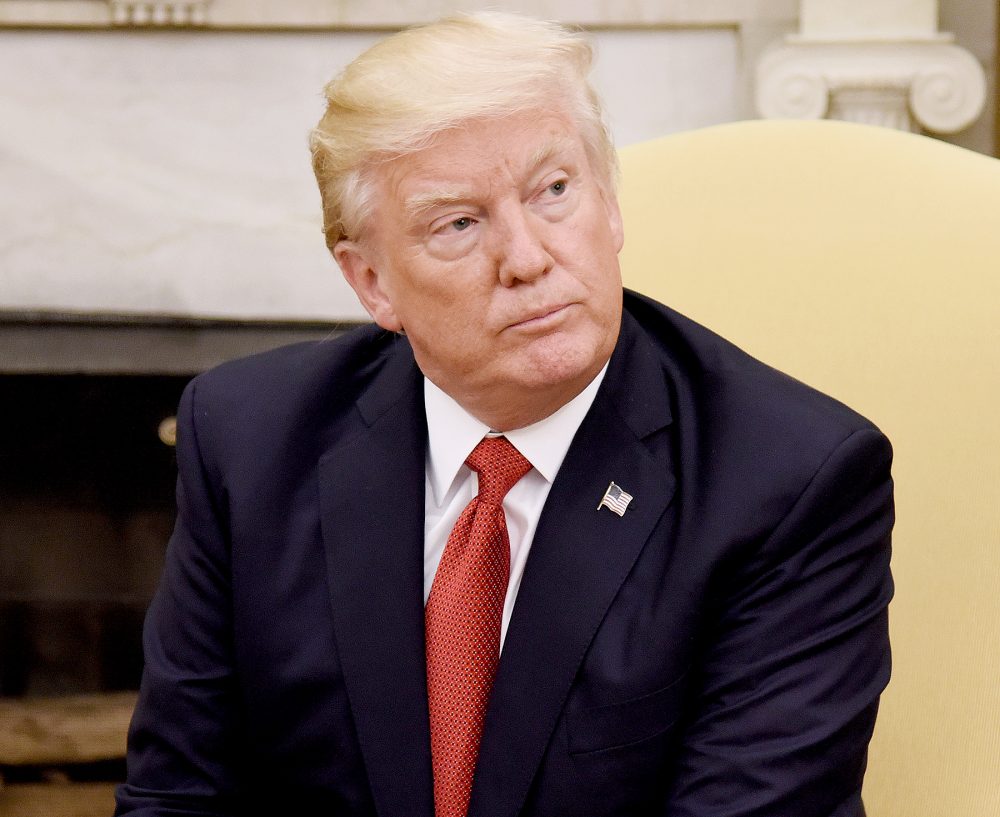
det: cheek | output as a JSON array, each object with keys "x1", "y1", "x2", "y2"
[
  {"x1": 418, "y1": 269, "x2": 494, "y2": 323},
  {"x1": 562, "y1": 202, "x2": 616, "y2": 255},
  {"x1": 409, "y1": 294, "x2": 488, "y2": 354}
]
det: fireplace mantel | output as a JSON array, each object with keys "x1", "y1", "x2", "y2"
[{"x1": 0, "y1": 312, "x2": 361, "y2": 375}]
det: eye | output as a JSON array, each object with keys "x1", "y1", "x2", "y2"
[
  {"x1": 548, "y1": 180, "x2": 567, "y2": 196},
  {"x1": 432, "y1": 215, "x2": 477, "y2": 236}
]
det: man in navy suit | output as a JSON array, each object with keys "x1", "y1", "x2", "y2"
[{"x1": 117, "y1": 12, "x2": 893, "y2": 817}]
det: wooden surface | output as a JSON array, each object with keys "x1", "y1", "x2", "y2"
[
  {"x1": 0, "y1": 783, "x2": 117, "y2": 817},
  {"x1": 0, "y1": 692, "x2": 136, "y2": 765}
]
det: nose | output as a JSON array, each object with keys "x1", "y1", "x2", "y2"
[{"x1": 494, "y1": 203, "x2": 554, "y2": 287}]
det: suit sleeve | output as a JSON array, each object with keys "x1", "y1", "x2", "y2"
[
  {"x1": 115, "y1": 378, "x2": 242, "y2": 817},
  {"x1": 663, "y1": 426, "x2": 894, "y2": 817}
]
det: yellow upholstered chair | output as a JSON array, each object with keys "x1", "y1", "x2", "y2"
[{"x1": 617, "y1": 119, "x2": 1000, "y2": 817}]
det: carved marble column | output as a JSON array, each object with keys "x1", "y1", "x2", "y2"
[{"x1": 756, "y1": 0, "x2": 986, "y2": 134}]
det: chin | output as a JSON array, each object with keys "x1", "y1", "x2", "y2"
[{"x1": 516, "y1": 334, "x2": 609, "y2": 390}]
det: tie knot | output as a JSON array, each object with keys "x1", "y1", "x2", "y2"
[{"x1": 465, "y1": 436, "x2": 532, "y2": 504}]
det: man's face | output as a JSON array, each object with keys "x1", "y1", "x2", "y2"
[{"x1": 335, "y1": 109, "x2": 624, "y2": 429}]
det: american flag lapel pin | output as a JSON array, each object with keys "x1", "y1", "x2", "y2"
[{"x1": 597, "y1": 481, "x2": 633, "y2": 517}]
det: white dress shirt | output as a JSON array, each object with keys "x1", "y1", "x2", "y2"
[{"x1": 423, "y1": 365, "x2": 608, "y2": 650}]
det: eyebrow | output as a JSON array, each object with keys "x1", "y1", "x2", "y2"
[
  {"x1": 526, "y1": 137, "x2": 573, "y2": 176},
  {"x1": 403, "y1": 190, "x2": 472, "y2": 222}
]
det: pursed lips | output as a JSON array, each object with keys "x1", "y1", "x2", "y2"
[{"x1": 505, "y1": 302, "x2": 574, "y2": 331}]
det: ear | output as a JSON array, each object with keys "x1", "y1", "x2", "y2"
[
  {"x1": 602, "y1": 192, "x2": 625, "y2": 253},
  {"x1": 333, "y1": 240, "x2": 403, "y2": 332}
]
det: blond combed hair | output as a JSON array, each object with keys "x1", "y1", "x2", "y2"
[{"x1": 309, "y1": 11, "x2": 617, "y2": 248}]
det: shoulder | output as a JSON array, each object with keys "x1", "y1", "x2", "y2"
[
  {"x1": 622, "y1": 289, "x2": 890, "y2": 492},
  {"x1": 176, "y1": 323, "x2": 418, "y2": 473},
  {"x1": 188, "y1": 323, "x2": 393, "y2": 407}
]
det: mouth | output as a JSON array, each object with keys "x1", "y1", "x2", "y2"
[{"x1": 507, "y1": 303, "x2": 574, "y2": 332}]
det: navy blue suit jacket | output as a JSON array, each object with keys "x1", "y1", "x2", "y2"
[{"x1": 117, "y1": 291, "x2": 893, "y2": 816}]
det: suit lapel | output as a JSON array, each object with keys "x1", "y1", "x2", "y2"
[
  {"x1": 317, "y1": 338, "x2": 435, "y2": 817},
  {"x1": 469, "y1": 313, "x2": 677, "y2": 817}
]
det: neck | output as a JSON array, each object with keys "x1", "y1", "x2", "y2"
[{"x1": 452, "y1": 367, "x2": 607, "y2": 432}]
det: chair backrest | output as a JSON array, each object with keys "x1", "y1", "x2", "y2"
[{"x1": 617, "y1": 119, "x2": 1000, "y2": 817}]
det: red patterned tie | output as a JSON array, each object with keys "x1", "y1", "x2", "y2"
[{"x1": 425, "y1": 436, "x2": 532, "y2": 817}]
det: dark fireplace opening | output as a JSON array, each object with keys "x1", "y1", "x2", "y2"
[
  {"x1": 0, "y1": 315, "x2": 354, "y2": 809},
  {"x1": 0, "y1": 373, "x2": 189, "y2": 698}
]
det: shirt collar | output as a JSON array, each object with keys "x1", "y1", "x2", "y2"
[{"x1": 423, "y1": 363, "x2": 609, "y2": 506}]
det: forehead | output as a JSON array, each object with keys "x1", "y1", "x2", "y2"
[{"x1": 378, "y1": 110, "x2": 588, "y2": 205}]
